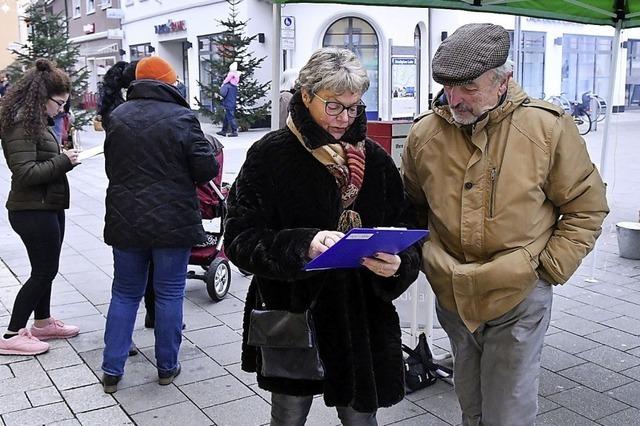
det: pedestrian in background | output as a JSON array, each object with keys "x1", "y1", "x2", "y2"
[
  {"x1": 101, "y1": 56, "x2": 218, "y2": 393},
  {"x1": 279, "y1": 68, "x2": 299, "y2": 129},
  {"x1": 225, "y1": 47, "x2": 421, "y2": 425},
  {"x1": 403, "y1": 23, "x2": 609, "y2": 425},
  {"x1": 216, "y1": 62, "x2": 239, "y2": 137},
  {"x1": 0, "y1": 59, "x2": 81, "y2": 356}
]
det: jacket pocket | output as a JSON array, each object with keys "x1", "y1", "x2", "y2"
[{"x1": 489, "y1": 167, "x2": 497, "y2": 218}]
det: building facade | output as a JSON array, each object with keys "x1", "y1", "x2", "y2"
[
  {"x1": 0, "y1": 0, "x2": 24, "y2": 73},
  {"x1": 52, "y1": 0, "x2": 124, "y2": 93},
  {"x1": 278, "y1": 3, "x2": 640, "y2": 119},
  {"x1": 120, "y1": 0, "x2": 271, "y2": 109},
  {"x1": 44, "y1": 0, "x2": 639, "y2": 118}
]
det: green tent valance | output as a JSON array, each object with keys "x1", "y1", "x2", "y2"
[{"x1": 273, "y1": 0, "x2": 640, "y2": 29}]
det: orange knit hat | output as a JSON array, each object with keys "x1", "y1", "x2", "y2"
[{"x1": 135, "y1": 56, "x2": 177, "y2": 84}]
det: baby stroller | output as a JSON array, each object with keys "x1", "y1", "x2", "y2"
[{"x1": 186, "y1": 134, "x2": 232, "y2": 301}]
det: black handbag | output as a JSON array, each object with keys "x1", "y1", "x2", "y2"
[{"x1": 247, "y1": 285, "x2": 325, "y2": 380}]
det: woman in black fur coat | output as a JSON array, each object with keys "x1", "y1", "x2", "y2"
[{"x1": 224, "y1": 48, "x2": 421, "y2": 425}]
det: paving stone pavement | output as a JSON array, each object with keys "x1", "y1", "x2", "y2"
[{"x1": 1, "y1": 114, "x2": 639, "y2": 425}]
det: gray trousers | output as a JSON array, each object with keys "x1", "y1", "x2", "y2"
[
  {"x1": 271, "y1": 393, "x2": 377, "y2": 426},
  {"x1": 436, "y1": 280, "x2": 553, "y2": 426}
]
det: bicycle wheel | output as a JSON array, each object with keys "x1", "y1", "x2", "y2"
[
  {"x1": 574, "y1": 111, "x2": 592, "y2": 135},
  {"x1": 594, "y1": 95, "x2": 607, "y2": 122}
]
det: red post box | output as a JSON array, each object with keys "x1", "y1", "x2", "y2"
[{"x1": 366, "y1": 120, "x2": 413, "y2": 168}]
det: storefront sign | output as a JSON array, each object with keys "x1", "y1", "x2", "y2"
[
  {"x1": 107, "y1": 29, "x2": 124, "y2": 40},
  {"x1": 391, "y1": 55, "x2": 417, "y2": 119},
  {"x1": 154, "y1": 20, "x2": 187, "y2": 34},
  {"x1": 83, "y1": 23, "x2": 96, "y2": 34},
  {"x1": 106, "y1": 8, "x2": 124, "y2": 19}
]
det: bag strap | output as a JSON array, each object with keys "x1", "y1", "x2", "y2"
[{"x1": 255, "y1": 275, "x2": 327, "y2": 310}]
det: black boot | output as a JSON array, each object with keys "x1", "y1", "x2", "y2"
[{"x1": 102, "y1": 373, "x2": 122, "y2": 394}]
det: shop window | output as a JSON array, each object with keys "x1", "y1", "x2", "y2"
[
  {"x1": 100, "y1": 0, "x2": 112, "y2": 9},
  {"x1": 322, "y1": 17, "x2": 379, "y2": 120},
  {"x1": 198, "y1": 33, "x2": 223, "y2": 111},
  {"x1": 561, "y1": 34, "x2": 613, "y2": 101},
  {"x1": 86, "y1": 0, "x2": 95, "y2": 14},
  {"x1": 129, "y1": 43, "x2": 152, "y2": 61},
  {"x1": 72, "y1": 0, "x2": 81, "y2": 18},
  {"x1": 508, "y1": 31, "x2": 546, "y2": 99},
  {"x1": 626, "y1": 39, "x2": 640, "y2": 107}
]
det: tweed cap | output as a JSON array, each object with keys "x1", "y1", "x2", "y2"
[{"x1": 432, "y1": 23, "x2": 510, "y2": 86}]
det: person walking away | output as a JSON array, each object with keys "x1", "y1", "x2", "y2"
[
  {"x1": 279, "y1": 68, "x2": 299, "y2": 129},
  {"x1": 224, "y1": 47, "x2": 421, "y2": 425},
  {"x1": 216, "y1": 63, "x2": 239, "y2": 137},
  {"x1": 101, "y1": 56, "x2": 218, "y2": 393},
  {"x1": 0, "y1": 59, "x2": 81, "y2": 356},
  {"x1": 402, "y1": 23, "x2": 609, "y2": 426}
]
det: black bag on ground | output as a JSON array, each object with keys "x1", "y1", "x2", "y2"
[{"x1": 402, "y1": 332, "x2": 453, "y2": 393}]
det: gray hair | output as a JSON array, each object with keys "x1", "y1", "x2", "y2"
[
  {"x1": 296, "y1": 47, "x2": 370, "y2": 95},
  {"x1": 493, "y1": 59, "x2": 514, "y2": 83}
]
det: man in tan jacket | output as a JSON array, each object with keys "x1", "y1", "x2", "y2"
[{"x1": 402, "y1": 23, "x2": 608, "y2": 426}]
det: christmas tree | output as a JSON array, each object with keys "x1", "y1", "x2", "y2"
[
  {"x1": 7, "y1": 2, "x2": 90, "y2": 127},
  {"x1": 196, "y1": 0, "x2": 270, "y2": 130}
]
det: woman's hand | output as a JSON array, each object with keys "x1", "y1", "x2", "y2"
[
  {"x1": 308, "y1": 230, "x2": 344, "y2": 259},
  {"x1": 361, "y1": 252, "x2": 401, "y2": 278},
  {"x1": 63, "y1": 149, "x2": 80, "y2": 166}
]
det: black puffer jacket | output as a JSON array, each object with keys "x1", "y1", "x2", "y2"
[
  {"x1": 224, "y1": 91, "x2": 421, "y2": 412},
  {"x1": 1, "y1": 122, "x2": 73, "y2": 211},
  {"x1": 104, "y1": 80, "x2": 218, "y2": 248}
]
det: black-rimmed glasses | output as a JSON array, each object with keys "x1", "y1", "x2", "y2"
[
  {"x1": 313, "y1": 93, "x2": 366, "y2": 118},
  {"x1": 49, "y1": 97, "x2": 66, "y2": 108}
]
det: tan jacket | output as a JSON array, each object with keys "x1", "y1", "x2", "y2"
[{"x1": 402, "y1": 81, "x2": 608, "y2": 331}]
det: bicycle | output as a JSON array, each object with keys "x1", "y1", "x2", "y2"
[{"x1": 546, "y1": 94, "x2": 592, "y2": 135}]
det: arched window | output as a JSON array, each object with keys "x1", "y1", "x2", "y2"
[{"x1": 323, "y1": 17, "x2": 379, "y2": 120}]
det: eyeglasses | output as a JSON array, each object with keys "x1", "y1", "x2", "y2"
[
  {"x1": 49, "y1": 97, "x2": 66, "y2": 108},
  {"x1": 313, "y1": 93, "x2": 366, "y2": 118}
]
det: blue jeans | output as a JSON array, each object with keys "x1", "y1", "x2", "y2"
[
  {"x1": 102, "y1": 247, "x2": 191, "y2": 377},
  {"x1": 222, "y1": 107, "x2": 238, "y2": 134}
]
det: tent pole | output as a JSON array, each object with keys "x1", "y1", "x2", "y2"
[
  {"x1": 271, "y1": 3, "x2": 282, "y2": 131},
  {"x1": 587, "y1": 19, "x2": 622, "y2": 282}
]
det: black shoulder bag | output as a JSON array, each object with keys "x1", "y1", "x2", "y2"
[
  {"x1": 247, "y1": 284, "x2": 325, "y2": 381},
  {"x1": 402, "y1": 332, "x2": 453, "y2": 393}
]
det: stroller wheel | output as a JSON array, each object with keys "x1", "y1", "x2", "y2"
[{"x1": 206, "y1": 258, "x2": 231, "y2": 301}]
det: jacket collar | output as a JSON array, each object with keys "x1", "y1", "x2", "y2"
[
  {"x1": 289, "y1": 90, "x2": 367, "y2": 150},
  {"x1": 126, "y1": 79, "x2": 189, "y2": 108},
  {"x1": 432, "y1": 80, "x2": 529, "y2": 134}
]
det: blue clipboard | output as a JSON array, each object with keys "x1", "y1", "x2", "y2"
[{"x1": 304, "y1": 228, "x2": 428, "y2": 271}]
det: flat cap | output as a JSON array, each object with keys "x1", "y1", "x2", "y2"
[{"x1": 432, "y1": 23, "x2": 510, "y2": 86}]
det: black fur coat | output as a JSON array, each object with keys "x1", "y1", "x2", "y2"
[{"x1": 224, "y1": 91, "x2": 421, "y2": 413}]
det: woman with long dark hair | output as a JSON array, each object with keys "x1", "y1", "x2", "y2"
[{"x1": 0, "y1": 59, "x2": 81, "y2": 356}]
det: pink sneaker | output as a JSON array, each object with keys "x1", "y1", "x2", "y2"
[
  {"x1": 0, "y1": 328, "x2": 49, "y2": 355},
  {"x1": 30, "y1": 318, "x2": 80, "y2": 341}
]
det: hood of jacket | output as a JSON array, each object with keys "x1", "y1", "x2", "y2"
[
  {"x1": 126, "y1": 79, "x2": 189, "y2": 108},
  {"x1": 289, "y1": 90, "x2": 367, "y2": 150}
]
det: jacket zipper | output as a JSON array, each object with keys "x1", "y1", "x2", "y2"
[{"x1": 489, "y1": 167, "x2": 497, "y2": 218}]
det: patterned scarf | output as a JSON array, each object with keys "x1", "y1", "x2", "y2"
[{"x1": 287, "y1": 116, "x2": 365, "y2": 232}]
